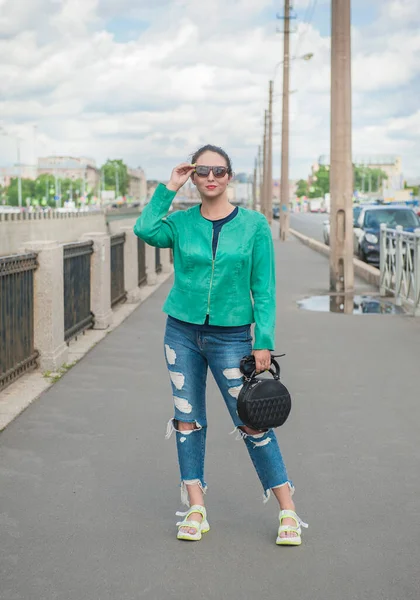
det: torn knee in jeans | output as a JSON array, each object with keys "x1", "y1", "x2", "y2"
[
  {"x1": 176, "y1": 420, "x2": 199, "y2": 432},
  {"x1": 240, "y1": 426, "x2": 267, "y2": 437},
  {"x1": 230, "y1": 426, "x2": 271, "y2": 446},
  {"x1": 165, "y1": 418, "x2": 202, "y2": 439}
]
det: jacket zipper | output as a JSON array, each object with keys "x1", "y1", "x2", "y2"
[{"x1": 207, "y1": 229, "x2": 221, "y2": 316}]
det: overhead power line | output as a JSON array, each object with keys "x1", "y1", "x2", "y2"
[{"x1": 294, "y1": 0, "x2": 319, "y2": 57}]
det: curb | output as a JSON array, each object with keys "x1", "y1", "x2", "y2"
[
  {"x1": 289, "y1": 228, "x2": 381, "y2": 288},
  {"x1": 0, "y1": 268, "x2": 174, "y2": 433}
]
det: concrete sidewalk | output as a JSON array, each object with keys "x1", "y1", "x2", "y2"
[{"x1": 1, "y1": 235, "x2": 419, "y2": 600}]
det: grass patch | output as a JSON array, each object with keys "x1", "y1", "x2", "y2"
[{"x1": 43, "y1": 361, "x2": 78, "y2": 383}]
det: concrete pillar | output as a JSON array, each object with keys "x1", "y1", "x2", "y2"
[
  {"x1": 145, "y1": 243, "x2": 157, "y2": 286},
  {"x1": 19, "y1": 240, "x2": 68, "y2": 371},
  {"x1": 119, "y1": 227, "x2": 142, "y2": 303},
  {"x1": 81, "y1": 232, "x2": 112, "y2": 329},
  {"x1": 161, "y1": 247, "x2": 173, "y2": 274}
]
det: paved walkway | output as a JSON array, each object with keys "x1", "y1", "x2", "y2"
[{"x1": 1, "y1": 233, "x2": 419, "y2": 600}]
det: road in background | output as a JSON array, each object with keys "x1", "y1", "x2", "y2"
[{"x1": 290, "y1": 212, "x2": 327, "y2": 242}]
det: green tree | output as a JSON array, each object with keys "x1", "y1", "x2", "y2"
[
  {"x1": 309, "y1": 165, "x2": 330, "y2": 198},
  {"x1": 307, "y1": 165, "x2": 388, "y2": 199},
  {"x1": 354, "y1": 166, "x2": 387, "y2": 193},
  {"x1": 296, "y1": 179, "x2": 309, "y2": 197},
  {"x1": 32, "y1": 175, "x2": 90, "y2": 207},
  {"x1": 102, "y1": 159, "x2": 129, "y2": 197},
  {"x1": 6, "y1": 178, "x2": 36, "y2": 206},
  {"x1": 34, "y1": 174, "x2": 56, "y2": 206},
  {"x1": 404, "y1": 181, "x2": 419, "y2": 197}
]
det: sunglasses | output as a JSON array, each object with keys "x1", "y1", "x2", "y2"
[{"x1": 194, "y1": 165, "x2": 229, "y2": 178}]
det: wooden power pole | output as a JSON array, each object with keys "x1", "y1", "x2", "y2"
[
  {"x1": 261, "y1": 110, "x2": 268, "y2": 218},
  {"x1": 267, "y1": 80, "x2": 273, "y2": 224},
  {"x1": 330, "y1": 0, "x2": 354, "y2": 299},
  {"x1": 257, "y1": 145, "x2": 262, "y2": 211},
  {"x1": 279, "y1": 0, "x2": 291, "y2": 240},
  {"x1": 252, "y1": 157, "x2": 257, "y2": 210}
]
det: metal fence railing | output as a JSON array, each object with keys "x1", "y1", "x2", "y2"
[
  {"x1": 111, "y1": 233, "x2": 127, "y2": 307},
  {"x1": 155, "y1": 247, "x2": 162, "y2": 274},
  {"x1": 138, "y1": 238, "x2": 147, "y2": 286},
  {"x1": 380, "y1": 224, "x2": 420, "y2": 316},
  {"x1": 63, "y1": 241, "x2": 94, "y2": 342},
  {"x1": 0, "y1": 253, "x2": 39, "y2": 391}
]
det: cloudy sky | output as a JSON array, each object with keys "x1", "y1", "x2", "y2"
[{"x1": 0, "y1": 0, "x2": 419, "y2": 181}]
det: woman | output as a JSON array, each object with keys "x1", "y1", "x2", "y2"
[{"x1": 134, "y1": 145, "x2": 307, "y2": 545}]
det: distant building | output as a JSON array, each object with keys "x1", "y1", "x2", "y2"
[
  {"x1": 317, "y1": 154, "x2": 404, "y2": 190},
  {"x1": 127, "y1": 167, "x2": 147, "y2": 202},
  {"x1": 37, "y1": 156, "x2": 100, "y2": 193},
  {"x1": 0, "y1": 165, "x2": 37, "y2": 187}
]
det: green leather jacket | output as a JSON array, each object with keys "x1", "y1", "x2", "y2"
[{"x1": 133, "y1": 184, "x2": 276, "y2": 350}]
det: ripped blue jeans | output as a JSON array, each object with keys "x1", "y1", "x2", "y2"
[{"x1": 164, "y1": 317, "x2": 294, "y2": 506}]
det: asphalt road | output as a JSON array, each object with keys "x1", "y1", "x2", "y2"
[
  {"x1": 1, "y1": 236, "x2": 420, "y2": 600},
  {"x1": 290, "y1": 212, "x2": 327, "y2": 242}
]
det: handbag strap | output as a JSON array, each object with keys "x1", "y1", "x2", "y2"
[{"x1": 245, "y1": 354, "x2": 285, "y2": 381}]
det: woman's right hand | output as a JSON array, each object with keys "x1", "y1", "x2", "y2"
[{"x1": 166, "y1": 163, "x2": 196, "y2": 192}]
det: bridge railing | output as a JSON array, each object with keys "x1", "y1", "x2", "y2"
[
  {"x1": 63, "y1": 241, "x2": 94, "y2": 342},
  {"x1": 110, "y1": 233, "x2": 127, "y2": 307},
  {"x1": 0, "y1": 253, "x2": 39, "y2": 391},
  {"x1": 1, "y1": 223, "x2": 173, "y2": 392},
  {"x1": 380, "y1": 224, "x2": 420, "y2": 315}
]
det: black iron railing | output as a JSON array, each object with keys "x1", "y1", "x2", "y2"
[
  {"x1": 138, "y1": 238, "x2": 147, "y2": 286},
  {"x1": 111, "y1": 233, "x2": 127, "y2": 307},
  {"x1": 63, "y1": 241, "x2": 94, "y2": 342},
  {"x1": 155, "y1": 247, "x2": 162, "y2": 274},
  {"x1": 0, "y1": 253, "x2": 38, "y2": 391}
]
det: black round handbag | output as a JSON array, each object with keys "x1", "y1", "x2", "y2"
[{"x1": 237, "y1": 354, "x2": 291, "y2": 430}]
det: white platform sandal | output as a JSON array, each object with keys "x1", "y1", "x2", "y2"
[
  {"x1": 176, "y1": 505, "x2": 210, "y2": 541},
  {"x1": 276, "y1": 509, "x2": 308, "y2": 546}
]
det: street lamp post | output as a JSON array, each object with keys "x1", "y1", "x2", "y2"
[
  {"x1": 115, "y1": 163, "x2": 120, "y2": 199},
  {"x1": 0, "y1": 128, "x2": 23, "y2": 208},
  {"x1": 16, "y1": 138, "x2": 22, "y2": 209}
]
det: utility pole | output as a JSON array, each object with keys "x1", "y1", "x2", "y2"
[
  {"x1": 267, "y1": 80, "x2": 273, "y2": 224},
  {"x1": 330, "y1": 0, "x2": 354, "y2": 300},
  {"x1": 54, "y1": 171, "x2": 59, "y2": 208},
  {"x1": 262, "y1": 110, "x2": 268, "y2": 218},
  {"x1": 279, "y1": 0, "x2": 291, "y2": 240},
  {"x1": 258, "y1": 145, "x2": 262, "y2": 211},
  {"x1": 252, "y1": 157, "x2": 257, "y2": 210}
]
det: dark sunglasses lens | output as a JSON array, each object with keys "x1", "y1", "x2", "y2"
[
  {"x1": 195, "y1": 166, "x2": 210, "y2": 177},
  {"x1": 213, "y1": 167, "x2": 228, "y2": 178}
]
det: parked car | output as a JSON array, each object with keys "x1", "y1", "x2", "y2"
[{"x1": 354, "y1": 206, "x2": 420, "y2": 264}]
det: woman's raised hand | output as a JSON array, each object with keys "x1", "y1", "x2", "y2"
[{"x1": 166, "y1": 163, "x2": 196, "y2": 192}]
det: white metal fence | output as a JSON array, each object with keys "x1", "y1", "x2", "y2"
[{"x1": 379, "y1": 224, "x2": 420, "y2": 316}]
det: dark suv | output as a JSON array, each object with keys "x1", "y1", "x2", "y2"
[{"x1": 355, "y1": 206, "x2": 420, "y2": 264}]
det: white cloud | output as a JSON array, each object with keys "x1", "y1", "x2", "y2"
[{"x1": 0, "y1": 0, "x2": 419, "y2": 180}]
